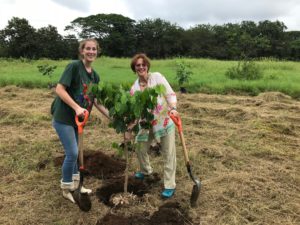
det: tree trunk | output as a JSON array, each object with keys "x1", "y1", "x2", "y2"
[{"x1": 123, "y1": 134, "x2": 129, "y2": 193}]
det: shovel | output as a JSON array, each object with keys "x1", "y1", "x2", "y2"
[
  {"x1": 73, "y1": 111, "x2": 92, "y2": 212},
  {"x1": 169, "y1": 113, "x2": 201, "y2": 207}
]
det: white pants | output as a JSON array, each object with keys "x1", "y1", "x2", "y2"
[{"x1": 135, "y1": 129, "x2": 176, "y2": 189}]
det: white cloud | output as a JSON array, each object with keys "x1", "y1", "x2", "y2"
[
  {"x1": 50, "y1": 0, "x2": 90, "y2": 12},
  {"x1": 122, "y1": 0, "x2": 299, "y2": 29},
  {"x1": 0, "y1": 0, "x2": 299, "y2": 35}
]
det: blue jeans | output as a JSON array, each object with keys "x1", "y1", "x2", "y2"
[{"x1": 52, "y1": 120, "x2": 79, "y2": 182}]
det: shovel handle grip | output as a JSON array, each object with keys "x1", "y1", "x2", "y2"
[
  {"x1": 169, "y1": 113, "x2": 182, "y2": 132},
  {"x1": 75, "y1": 111, "x2": 89, "y2": 134}
]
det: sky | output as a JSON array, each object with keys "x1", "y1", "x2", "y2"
[{"x1": 1, "y1": 0, "x2": 300, "y2": 35}]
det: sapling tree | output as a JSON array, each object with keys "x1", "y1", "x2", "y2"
[
  {"x1": 175, "y1": 60, "x2": 193, "y2": 93},
  {"x1": 89, "y1": 83, "x2": 166, "y2": 193},
  {"x1": 37, "y1": 64, "x2": 57, "y2": 88}
]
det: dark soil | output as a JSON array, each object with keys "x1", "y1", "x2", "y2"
[
  {"x1": 96, "y1": 201, "x2": 193, "y2": 225},
  {"x1": 96, "y1": 173, "x2": 161, "y2": 206},
  {"x1": 53, "y1": 150, "x2": 126, "y2": 179}
]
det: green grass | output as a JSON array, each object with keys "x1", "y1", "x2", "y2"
[{"x1": 1, "y1": 57, "x2": 300, "y2": 98}]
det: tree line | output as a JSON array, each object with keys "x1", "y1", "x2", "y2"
[{"x1": 1, "y1": 14, "x2": 300, "y2": 60}]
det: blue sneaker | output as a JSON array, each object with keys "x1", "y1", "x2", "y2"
[
  {"x1": 161, "y1": 188, "x2": 175, "y2": 198},
  {"x1": 134, "y1": 172, "x2": 145, "y2": 180}
]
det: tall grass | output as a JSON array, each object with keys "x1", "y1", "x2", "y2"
[{"x1": 1, "y1": 57, "x2": 300, "y2": 98}]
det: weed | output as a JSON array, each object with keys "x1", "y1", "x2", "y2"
[{"x1": 225, "y1": 59, "x2": 263, "y2": 80}]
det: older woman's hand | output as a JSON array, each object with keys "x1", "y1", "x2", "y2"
[
  {"x1": 169, "y1": 107, "x2": 179, "y2": 117},
  {"x1": 124, "y1": 129, "x2": 133, "y2": 142}
]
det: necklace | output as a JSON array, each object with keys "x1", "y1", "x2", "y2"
[
  {"x1": 139, "y1": 77, "x2": 148, "y2": 87},
  {"x1": 139, "y1": 81, "x2": 147, "y2": 87}
]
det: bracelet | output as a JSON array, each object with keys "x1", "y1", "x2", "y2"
[{"x1": 170, "y1": 106, "x2": 177, "y2": 111}]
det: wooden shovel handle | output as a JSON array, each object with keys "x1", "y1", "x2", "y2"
[{"x1": 169, "y1": 113, "x2": 190, "y2": 164}]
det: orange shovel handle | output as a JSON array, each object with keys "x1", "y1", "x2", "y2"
[{"x1": 75, "y1": 111, "x2": 89, "y2": 134}]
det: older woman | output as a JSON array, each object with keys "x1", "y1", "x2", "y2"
[{"x1": 127, "y1": 53, "x2": 178, "y2": 198}]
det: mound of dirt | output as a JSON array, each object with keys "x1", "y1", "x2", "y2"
[
  {"x1": 96, "y1": 201, "x2": 192, "y2": 225},
  {"x1": 96, "y1": 213, "x2": 149, "y2": 225},
  {"x1": 53, "y1": 151, "x2": 126, "y2": 179}
]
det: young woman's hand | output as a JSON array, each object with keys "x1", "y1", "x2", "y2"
[{"x1": 75, "y1": 107, "x2": 87, "y2": 118}]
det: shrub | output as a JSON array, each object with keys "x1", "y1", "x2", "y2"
[
  {"x1": 225, "y1": 59, "x2": 263, "y2": 80},
  {"x1": 175, "y1": 60, "x2": 193, "y2": 86},
  {"x1": 37, "y1": 64, "x2": 57, "y2": 78},
  {"x1": 37, "y1": 64, "x2": 57, "y2": 88}
]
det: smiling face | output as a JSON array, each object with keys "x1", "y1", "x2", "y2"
[
  {"x1": 135, "y1": 58, "x2": 148, "y2": 78},
  {"x1": 79, "y1": 39, "x2": 99, "y2": 63},
  {"x1": 81, "y1": 41, "x2": 97, "y2": 62}
]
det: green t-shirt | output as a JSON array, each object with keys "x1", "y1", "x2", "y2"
[{"x1": 51, "y1": 60, "x2": 100, "y2": 127}]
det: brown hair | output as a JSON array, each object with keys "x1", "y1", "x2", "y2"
[
  {"x1": 78, "y1": 38, "x2": 101, "y2": 59},
  {"x1": 130, "y1": 53, "x2": 151, "y2": 73}
]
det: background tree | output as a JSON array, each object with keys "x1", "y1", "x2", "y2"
[
  {"x1": 62, "y1": 34, "x2": 81, "y2": 59},
  {"x1": 239, "y1": 21, "x2": 259, "y2": 57},
  {"x1": 0, "y1": 15, "x2": 299, "y2": 60},
  {"x1": 257, "y1": 20, "x2": 287, "y2": 58},
  {"x1": 66, "y1": 14, "x2": 136, "y2": 57},
  {"x1": 0, "y1": 17, "x2": 37, "y2": 58},
  {"x1": 285, "y1": 31, "x2": 300, "y2": 59},
  {"x1": 135, "y1": 18, "x2": 185, "y2": 58},
  {"x1": 35, "y1": 25, "x2": 64, "y2": 59},
  {"x1": 184, "y1": 24, "x2": 215, "y2": 58}
]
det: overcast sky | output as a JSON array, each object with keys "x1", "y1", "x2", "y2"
[{"x1": 1, "y1": 0, "x2": 300, "y2": 35}]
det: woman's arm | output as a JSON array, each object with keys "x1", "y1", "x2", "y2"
[
  {"x1": 156, "y1": 73, "x2": 178, "y2": 115},
  {"x1": 55, "y1": 83, "x2": 86, "y2": 116},
  {"x1": 94, "y1": 99, "x2": 110, "y2": 120}
]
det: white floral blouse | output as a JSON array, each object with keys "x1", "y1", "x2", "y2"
[{"x1": 130, "y1": 72, "x2": 177, "y2": 142}]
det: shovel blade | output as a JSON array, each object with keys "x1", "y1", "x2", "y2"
[
  {"x1": 190, "y1": 179, "x2": 201, "y2": 208},
  {"x1": 72, "y1": 189, "x2": 92, "y2": 212}
]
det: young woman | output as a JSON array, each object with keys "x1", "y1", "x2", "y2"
[
  {"x1": 51, "y1": 39, "x2": 109, "y2": 203},
  {"x1": 127, "y1": 53, "x2": 178, "y2": 198}
]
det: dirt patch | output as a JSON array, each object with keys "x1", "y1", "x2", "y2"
[
  {"x1": 96, "y1": 213, "x2": 149, "y2": 225},
  {"x1": 96, "y1": 173, "x2": 161, "y2": 206},
  {"x1": 96, "y1": 201, "x2": 192, "y2": 225},
  {"x1": 53, "y1": 150, "x2": 126, "y2": 178}
]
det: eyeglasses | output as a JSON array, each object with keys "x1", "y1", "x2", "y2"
[
  {"x1": 85, "y1": 47, "x2": 97, "y2": 51},
  {"x1": 135, "y1": 63, "x2": 147, "y2": 68}
]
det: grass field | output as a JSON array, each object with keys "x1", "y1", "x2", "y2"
[{"x1": 0, "y1": 57, "x2": 300, "y2": 98}]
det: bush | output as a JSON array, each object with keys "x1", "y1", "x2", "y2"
[
  {"x1": 37, "y1": 64, "x2": 57, "y2": 78},
  {"x1": 37, "y1": 64, "x2": 57, "y2": 88},
  {"x1": 175, "y1": 60, "x2": 193, "y2": 86},
  {"x1": 225, "y1": 59, "x2": 263, "y2": 80}
]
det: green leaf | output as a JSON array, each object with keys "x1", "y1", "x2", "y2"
[
  {"x1": 133, "y1": 105, "x2": 141, "y2": 117},
  {"x1": 88, "y1": 82, "x2": 162, "y2": 135},
  {"x1": 156, "y1": 84, "x2": 166, "y2": 95},
  {"x1": 114, "y1": 102, "x2": 121, "y2": 112},
  {"x1": 120, "y1": 93, "x2": 127, "y2": 104}
]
